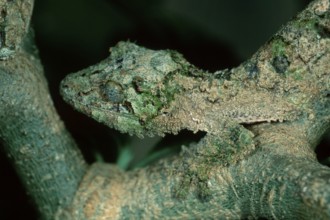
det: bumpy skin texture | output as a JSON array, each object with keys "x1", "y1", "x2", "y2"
[
  {"x1": 60, "y1": 41, "x2": 303, "y2": 171},
  {"x1": 60, "y1": 42, "x2": 300, "y2": 138},
  {"x1": 59, "y1": 0, "x2": 330, "y2": 219}
]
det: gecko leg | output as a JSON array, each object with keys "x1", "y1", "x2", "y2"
[{"x1": 172, "y1": 122, "x2": 256, "y2": 201}]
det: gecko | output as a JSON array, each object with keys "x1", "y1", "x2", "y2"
[
  {"x1": 60, "y1": 41, "x2": 299, "y2": 138},
  {"x1": 60, "y1": 41, "x2": 301, "y2": 200}
]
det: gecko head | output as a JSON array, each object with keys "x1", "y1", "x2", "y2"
[{"x1": 60, "y1": 41, "x2": 190, "y2": 137}]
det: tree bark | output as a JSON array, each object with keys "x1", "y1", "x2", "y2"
[
  {"x1": 0, "y1": 0, "x2": 87, "y2": 219},
  {"x1": 57, "y1": 0, "x2": 330, "y2": 219},
  {"x1": 0, "y1": 0, "x2": 329, "y2": 219}
]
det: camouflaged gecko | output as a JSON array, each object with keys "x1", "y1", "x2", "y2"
[
  {"x1": 60, "y1": 41, "x2": 301, "y2": 166},
  {"x1": 59, "y1": 0, "x2": 330, "y2": 205},
  {"x1": 60, "y1": 41, "x2": 303, "y2": 199},
  {"x1": 61, "y1": 41, "x2": 299, "y2": 134}
]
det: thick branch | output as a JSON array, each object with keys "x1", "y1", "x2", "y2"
[
  {"x1": 56, "y1": 118, "x2": 330, "y2": 219},
  {"x1": 58, "y1": 0, "x2": 330, "y2": 219},
  {"x1": 0, "y1": 1, "x2": 88, "y2": 217},
  {"x1": 0, "y1": 44, "x2": 87, "y2": 219}
]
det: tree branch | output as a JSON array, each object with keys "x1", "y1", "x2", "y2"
[
  {"x1": 0, "y1": 1, "x2": 87, "y2": 218},
  {"x1": 0, "y1": 0, "x2": 329, "y2": 219},
  {"x1": 58, "y1": 0, "x2": 330, "y2": 219}
]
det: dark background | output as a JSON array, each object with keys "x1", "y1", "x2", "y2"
[{"x1": 1, "y1": 0, "x2": 328, "y2": 219}]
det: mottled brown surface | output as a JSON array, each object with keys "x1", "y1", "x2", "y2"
[
  {"x1": 58, "y1": 0, "x2": 330, "y2": 219},
  {"x1": 0, "y1": 0, "x2": 328, "y2": 219}
]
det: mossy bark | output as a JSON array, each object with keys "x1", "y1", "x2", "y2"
[{"x1": 0, "y1": 0, "x2": 329, "y2": 219}]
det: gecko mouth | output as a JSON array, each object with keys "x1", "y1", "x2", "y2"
[
  {"x1": 60, "y1": 76, "x2": 79, "y2": 109},
  {"x1": 61, "y1": 75, "x2": 141, "y2": 129}
]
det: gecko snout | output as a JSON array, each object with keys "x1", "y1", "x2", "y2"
[{"x1": 60, "y1": 75, "x2": 82, "y2": 103}]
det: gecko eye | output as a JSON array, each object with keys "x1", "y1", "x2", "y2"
[{"x1": 100, "y1": 81, "x2": 125, "y2": 103}]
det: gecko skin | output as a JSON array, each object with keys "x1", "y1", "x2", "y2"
[{"x1": 60, "y1": 42, "x2": 299, "y2": 138}]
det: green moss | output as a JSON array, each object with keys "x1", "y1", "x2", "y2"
[
  {"x1": 131, "y1": 93, "x2": 159, "y2": 118},
  {"x1": 238, "y1": 129, "x2": 254, "y2": 147},
  {"x1": 286, "y1": 68, "x2": 304, "y2": 81},
  {"x1": 126, "y1": 69, "x2": 182, "y2": 124},
  {"x1": 272, "y1": 38, "x2": 287, "y2": 57},
  {"x1": 293, "y1": 17, "x2": 318, "y2": 31},
  {"x1": 173, "y1": 168, "x2": 212, "y2": 202},
  {"x1": 172, "y1": 177, "x2": 191, "y2": 200},
  {"x1": 128, "y1": 85, "x2": 179, "y2": 123},
  {"x1": 117, "y1": 115, "x2": 144, "y2": 136},
  {"x1": 172, "y1": 127, "x2": 255, "y2": 202}
]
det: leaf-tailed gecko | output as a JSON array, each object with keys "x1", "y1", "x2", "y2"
[
  {"x1": 60, "y1": 41, "x2": 302, "y2": 198},
  {"x1": 60, "y1": 42, "x2": 299, "y2": 139}
]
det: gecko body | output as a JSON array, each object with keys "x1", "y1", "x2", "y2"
[
  {"x1": 61, "y1": 42, "x2": 299, "y2": 138},
  {"x1": 60, "y1": 41, "x2": 303, "y2": 200}
]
